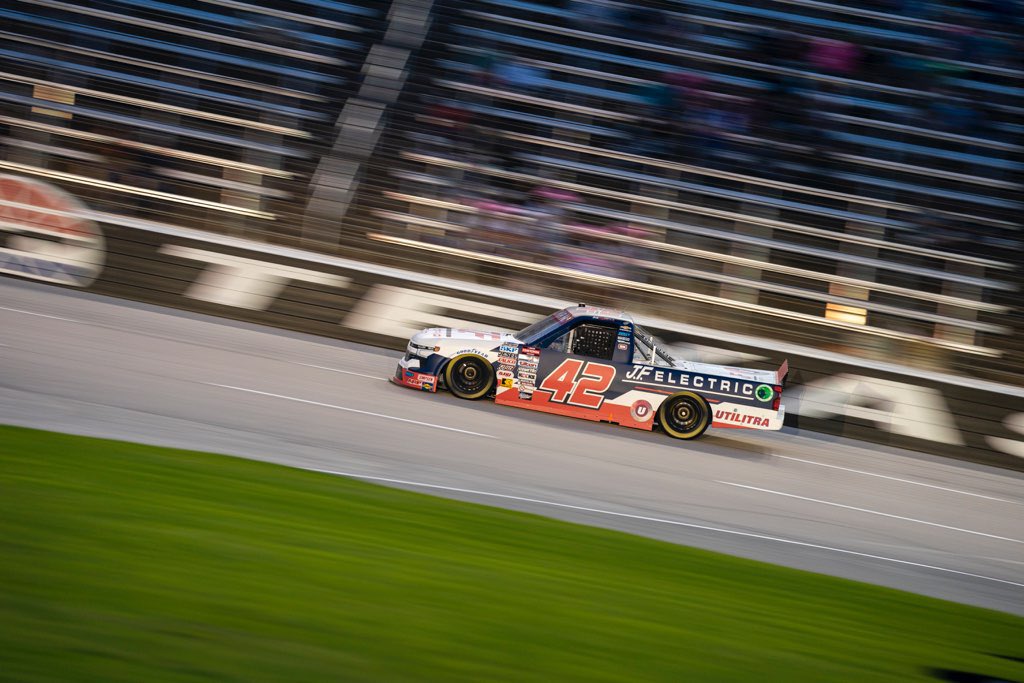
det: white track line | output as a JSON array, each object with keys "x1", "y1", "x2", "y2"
[
  {"x1": 308, "y1": 467, "x2": 1024, "y2": 590},
  {"x1": 719, "y1": 481, "x2": 1024, "y2": 545},
  {"x1": 0, "y1": 305, "x2": 80, "y2": 323},
  {"x1": 292, "y1": 362, "x2": 387, "y2": 381},
  {"x1": 204, "y1": 383, "x2": 493, "y2": 438},
  {"x1": 775, "y1": 454, "x2": 1015, "y2": 503},
  {"x1": 828, "y1": 540, "x2": 1024, "y2": 568}
]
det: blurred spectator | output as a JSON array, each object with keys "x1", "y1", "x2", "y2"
[
  {"x1": 469, "y1": 49, "x2": 501, "y2": 88},
  {"x1": 759, "y1": 76, "x2": 811, "y2": 136},
  {"x1": 243, "y1": 13, "x2": 298, "y2": 80},
  {"x1": 493, "y1": 56, "x2": 548, "y2": 96},
  {"x1": 754, "y1": 75, "x2": 834, "y2": 176},
  {"x1": 906, "y1": 40, "x2": 970, "y2": 92},
  {"x1": 607, "y1": 223, "x2": 655, "y2": 283},
  {"x1": 467, "y1": 199, "x2": 529, "y2": 256},
  {"x1": 564, "y1": 223, "x2": 623, "y2": 278},
  {"x1": 568, "y1": 0, "x2": 619, "y2": 36},
  {"x1": 806, "y1": 35, "x2": 863, "y2": 79},
  {"x1": 525, "y1": 185, "x2": 577, "y2": 264},
  {"x1": 245, "y1": 14, "x2": 296, "y2": 51},
  {"x1": 693, "y1": 98, "x2": 752, "y2": 169},
  {"x1": 623, "y1": 6, "x2": 665, "y2": 45},
  {"x1": 665, "y1": 71, "x2": 708, "y2": 109},
  {"x1": 422, "y1": 96, "x2": 473, "y2": 153},
  {"x1": 665, "y1": 72, "x2": 710, "y2": 159},
  {"x1": 472, "y1": 112, "x2": 524, "y2": 177},
  {"x1": 752, "y1": 29, "x2": 806, "y2": 68},
  {"x1": 904, "y1": 208, "x2": 973, "y2": 253},
  {"x1": 658, "y1": 11, "x2": 692, "y2": 49},
  {"x1": 975, "y1": 0, "x2": 1022, "y2": 31},
  {"x1": 638, "y1": 78, "x2": 677, "y2": 122},
  {"x1": 926, "y1": 89, "x2": 991, "y2": 139},
  {"x1": 90, "y1": 131, "x2": 162, "y2": 213},
  {"x1": 858, "y1": 44, "x2": 892, "y2": 84}
]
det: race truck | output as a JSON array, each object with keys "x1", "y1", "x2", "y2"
[{"x1": 391, "y1": 304, "x2": 788, "y2": 440}]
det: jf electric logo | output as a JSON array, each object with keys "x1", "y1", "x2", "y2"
[{"x1": 0, "y1": 175, "x2": 105, "y2": 287}]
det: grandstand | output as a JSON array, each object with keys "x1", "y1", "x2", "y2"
[
  {"x1": 348, "y1": 0, "x2": 1023, "y2": 384},
  {"x1": 1, "y1": 0, "x2": 1021, "y2": 384}
]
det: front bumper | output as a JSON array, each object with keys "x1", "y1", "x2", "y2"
[{"x1": 390, "y1": 355, "x2": 439, "y2": 392}]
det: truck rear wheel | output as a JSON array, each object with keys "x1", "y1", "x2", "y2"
[{"x1": 659, "y1": 391, "x2": 711, "y2": 440}]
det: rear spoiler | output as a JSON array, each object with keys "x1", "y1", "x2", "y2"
[{"x1": 775, "y1": 359, "x2": 789, "y2": 387}]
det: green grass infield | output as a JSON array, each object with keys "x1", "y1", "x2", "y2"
[{"x1": 1, "y1": 425, "x2": 1021, "y2": 682}]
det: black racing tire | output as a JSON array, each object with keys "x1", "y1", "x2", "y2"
[
  {"x1": 444, "y1": 354, "x2": 495, "y2": 400},
  {"x1": 658, "y1": 391, "x2": 712, "y2": 440}
]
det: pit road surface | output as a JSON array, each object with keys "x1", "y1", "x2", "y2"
[{"x1": 2, "y1": 278, "x2": 1022, "y2": 615}]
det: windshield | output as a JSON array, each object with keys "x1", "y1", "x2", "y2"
[
  {"x1": 516, "y1": 312, "x2": 566, "y2": 344},
  {"x1": 634, "y1": 326, "x2": 677, "y2": 366}
]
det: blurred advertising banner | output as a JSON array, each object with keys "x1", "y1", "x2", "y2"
[
  {"x1": 1, "y1": 195, "x2": 1021, "y2": 469},
  {"x1": 0, "y1": 175, "x2": 104, "y2": 286}
]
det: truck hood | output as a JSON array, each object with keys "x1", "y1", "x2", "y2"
[
  {"x1": 411, "y1": 327, "x2": 520, "y2": 355},
  {"x1": 416, "y1": 327, "x2": 513, "y2": 343}
]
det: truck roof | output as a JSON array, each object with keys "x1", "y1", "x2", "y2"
[{"x1": 563, "y1": 305, "x2": 634, "y2": 323}]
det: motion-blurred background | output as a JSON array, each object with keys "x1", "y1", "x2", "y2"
[{"x1": 2, "y1": 0, "x2": 1020, "y2": 383}]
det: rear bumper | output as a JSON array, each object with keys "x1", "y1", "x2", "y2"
[{"x1": 390, "y1": 355, "x2": 439, "y2": 392}]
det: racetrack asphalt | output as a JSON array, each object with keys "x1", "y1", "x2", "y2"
[{"x1": 2, "y1": 278, "x2": 1022, "y2": 616}]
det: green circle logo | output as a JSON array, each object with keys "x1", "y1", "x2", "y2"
[{"x1": 755, "y1": 385, "x2": 774, "y2": 402}]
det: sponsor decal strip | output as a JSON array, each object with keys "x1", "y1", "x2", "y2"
[
  {"x1": 714, "y1": 410, "x2": 772, "y2": 428},
  {"x1": 623, "y1": 379, "x2": 756, "y2": 401}
]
